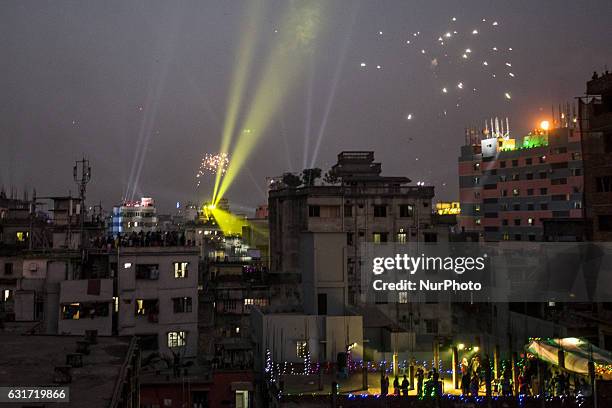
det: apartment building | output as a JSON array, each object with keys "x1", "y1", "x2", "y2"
[{"x1": 458, "y1": 121, "x2": 583, "y2": 241}]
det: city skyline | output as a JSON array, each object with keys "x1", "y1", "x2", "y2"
[{"x1": 2, "y1": 0, "x2": 612, "y2": 214}]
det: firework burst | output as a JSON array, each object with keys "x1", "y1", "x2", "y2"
[{"x1": 196, "y1": 153, "x2": 229, "y2": 187}]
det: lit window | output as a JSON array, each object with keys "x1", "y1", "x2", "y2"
[
  {"x1": 528, "y1": 218, "x2": 534, "y2": 226},
  {"x1": 174, "y1": 262, "x2": 188, "y2": 278},
  {"x1": 16, "y1": 231, "x2": 28, "y2": 242},
  {"x1": 167, "y1": 331, "x2": 186, "y2": 348},
  {"x1": 398, "y1": 292, "x2": 408, "y2": 304},
  {"x1": 296, "y1": 341, "x2": 308, "y2": 358},
  {"x1": 397, "y1": 229, "x2": 407, "y2": 243}
]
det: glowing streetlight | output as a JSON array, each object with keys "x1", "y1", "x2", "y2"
[
  {"x1": 457, "y1": 343, "x2": 465, "y2": 350},
  {"x1": 540, "y1": 120, "x2": 550, "y2": 131}
]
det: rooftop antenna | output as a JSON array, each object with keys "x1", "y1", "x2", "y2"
[{"x1": 73, "y1": 157, "x2": 91, "y2": 258}]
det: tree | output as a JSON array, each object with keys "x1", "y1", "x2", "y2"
[
  {"x1": 323, "y1": 170, "x2": 340, "y2": 185},
  {"x1": 282, "y1": 172, "x2": 302, "y2": 188},
  {"x1": 301, "y1": 168, "x2": 322, "y2": 186}
]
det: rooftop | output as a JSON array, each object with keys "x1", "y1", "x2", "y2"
[{"x1": 0, "y1": 333, "x2": 134, "y2": 408}]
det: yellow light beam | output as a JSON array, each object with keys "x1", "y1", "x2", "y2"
[
  {"x1": 212, "y1": 0, "x2": 265, "y2": 203},
  {"x1": 214, "y1": 1, "x2": 324, "y2": 205},
  {"x1": 211, "y1": 207, "x2": 249, "y2": 236}
]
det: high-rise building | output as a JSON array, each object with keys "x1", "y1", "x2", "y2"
[
  {"x1": 458, "y1": 118, "x2": 583, "y2": 241},
  {"x1": 579, "y1": 70, "x2": 612, "y2": 241}
]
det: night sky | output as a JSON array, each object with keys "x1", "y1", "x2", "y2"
[{"x1": 2, "y1": 0, "x2": 611, "y2": 214}]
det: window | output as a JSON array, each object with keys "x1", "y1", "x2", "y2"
[
  {"x1": 540, "y1": 203, "x2": 549, "y2": 210},
  {"x1": 502, "y1": 219, "x2": 509, "y2": 226},
  {"x1": 16, "y1": 231, "x2": 28, "y2": 242},
  {"x1": 539, "y1": 172, "x2": 548, "y2": 179},
  {"x1": 475, "y1": 205, "x2": 481, "y2": 212},
  {"x1": 526, "y1": 173, "x2": 533, "y2": 180},
  {"x1": 526, "y1": 158, "x2": 533, "y2": 165},
  {"x1": 174, "y1": 262, "x2": 188, "y2": 278},
  {"x1": 501, "y1": 189, "x2": 508, "y2": 197},
  {"x1": 4, "y1": 263, "x2": 13, "y2": 276},
  {"x1": 308, "y1": 205, "x2": 320, "y2": 217},
  {"x1": 551, "y1": 178, "x2": 567, "y2": 185},
  {"x1": 167, "y1": 331, "x2": 186, "y2": 348},
  {"x1": 135, "y1": 299, "x2": 159, "y2": 318},
  {"x1": 396, "y1": 229, "x2": 407, "y2": 243},
  {"x1": 499, "y1": 175, "x2": 507, "y2": 182},
  {"x1": 512, "y1": 188, "x2": 520, "y2": 197},
  {"x1": 528, "y1": 218, "x2": 534, "y2": 226},
  {"x1": 500, "y1": 161, "x2": 506, "y2": 168},
  {"x1": 474, "y1": 177, "x2": 480, "y2": 184},
  {"x1": 514, "y1": 234, "x2": 522, "y2": 241},
  {"x1": 136, "y1": 264, "x2": 159, "y2": 280},
  {"x1": 552, "y1": 194, "x2": 568, "y2": 201},
  {"x1": 529, "y1": 234, "x2": 536, "y2": 241},
  {"x1": 527, "y1": 188, "x2": 534, "y2": 196},
  {"x1": 424, "y1": 319, "x2": 438, "y2": 334},
  {"x1": 172, "y1": 297, "x2": 192, "y2": 313},
  {"x1": 527, "y1": 204, "x2": 534, "y2": 211},
  {"x1": 373, "y1": 232, "x2": 388, "y2": 243},
  {"x1": 503, "y1": 233, "x2": 510, "y2": 241},
  {"x1": 475, "y1": 218, "x2": 481, "y2": 225},
  {"x1": 373, "y1": 205, "x2": 387, "y2": 217},
  {"x1": 244, "y1": 298, "x2": 268, "y2": 307},
  {"x1": 398, "y1": 292, "x2": 408, "y2": 304},
  {"x1": 347, "y1": 232, "x2": 354, "y2": 246},
  {"x1": 514, "y1": 219, "x2": 521, "y2": 226},
  {"x1": 571, "y1": 168, "x2": 582, "y2": 177},
  {"x1": 296, "y1": 341, "x2": 308, "y2": 358},
  {"x1": 344, "y1": 205, "x2": 353, "y2": 217},
  {"x1": 512, "y1": 160, "x2": 519, "y2": 167},
  {"x1": 540, "y1": 188, "x2": 548, "y2": 195},
  {"x1": 572, "y1": 152, "x2": 581, "y2": 160},
  {"x1": 317, "y1": 293, "x2": 327, "y2": 314},
  {"x1": 512, "y1": 173, "x2": 520, "y2": 181},
  {"x1": 473, "y1": 162, "x2": 480, "y2": 171},
  {"x1": 539, "y1": 156, "x2": 546, "y2": 163},
  {"x1": 62, "y1": 302, "x2": 109, "y2": 320},
  {"x1": 596, "y1": 176, "x2": 612, "y2": 193},
  {"x1": 513, "y1": 203, "x2": 521, "y2": 211},
  {"x1": 399, "y1": 204, "x2": 414, "y2": 217},
  {"x1": 598, "y1": 215, "x2": 612, "y2": 232}
]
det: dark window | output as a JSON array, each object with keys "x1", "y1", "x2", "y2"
[
  {"x1": 501, "y1": 189, "x2": 508, "y2": 197},
  {"x1": 598, "y1": 215, "x2": 612, "y2": 231},
  {"x1": 484, "y1": 212, "x2": 498, "y2": 218},
  {"x1": 512, "y1": 160, "x2": 519, "y2": 167},
  {"x1": 513, "y1": 203, "x2": 521, "y2": 211},
  {"x1": 526, "y1": 173, "x2": 533, "y2": 180},
  {"x1": 552, "y1": 194, "x2": 567, "y2": 201},
  {"x1": 502, "y1": 219, "x2": 508, "y2": 226},
  {"x1": 347, "y1": 232, "x2": 354, "y2": 246},
  {"x1": 500, "y1": 161, "x2": 506, "y2": 168},
  {"x1": 484, "y1": 184, "x2": 497, "y2": 190},
  {"x1": 540, "y1": 188, "x2": 548, "y2": 195},
  {"x1": 571, "y1": 168, "x2": 582, "y2": 177},
  {"x1": 424, "y1": 233, "x2": 437, "y2": 242},
  {"x1": 344, "y1": 205, "x2": 353, "y2": 217},
  {"x1": 551, "y1": 162, "x2": 568, "y2": 169},
  {"x1": 527, "y1": 204, "x2": 534, "y2": 211},
  {"x1": 373, "y1": 205, "x2": 387, "y2": 217},
  {"x1": 527, "y1": 188, "x2": 534, "y2": 196},
  {"x1": 539, "y1": 172, "x2": 548, "y2": 179},
  {"x1": 172, "y1": 297, "x2": 192, "y2": 313},
  {"x1": 551, "y1": 178, "x2": 567, "y2": 185},
  {"x1": 604, "y1": 132, "x2": 612, "y2": 153},
  {"x1": 526, "y1": 158, "x2": 533, "y2": 165},
  {"x1": 514, "y1": 234, "x2": 522, "y2": 241},
  {"x1": 528, "y1": 234, "x2": 536, "y2": 242},
  {"x1": 540, "y1": 203, "x2": 549, "y2": 210},
  {"x1": 4, "y1": 263, "x2": 13, "y2": 275},
  {"x1": 553, "y1": 210, "x2": 570, "y2": 218},
  {"x1": 308, "y1": 205, "x2": 320, "y2": 217},
  {"x1": 317, "y1": 293, "x2": 327, "y2": 315},
  {"x1": 596, "y1": 176, "x2": 612, "y2": 193},
  {"x1": 514, "y1": 219, "x2": 521, "y2": 226},
  {"x1": 136, "y1": 264, "x2": 159, "y2": 280},
  {"x1": 424, "y1": 319, "x2": 439, "y2": 334},
  {"x1": 137, "y1": 334, "x2": 159, "y2": 351},
  {"x1": 399, "y1": 204, "x2": 414, "y2": 217}
]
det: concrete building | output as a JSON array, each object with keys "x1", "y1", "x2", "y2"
[
  {"x1": 110, "y1": 246, "x2": 199, "y2": 358},
  {"x1": 579, "y1": 70, "x2": 612, "y2": 241},
  {"x1": 269, "y1": 151, "x2": 435, "y2": 305},
  {"x1": 110, "y1": 197, "x2": 158, "y2": 235},
  {"x1": 458, "y1": 119, "x2": 583, "y2": 241}
]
